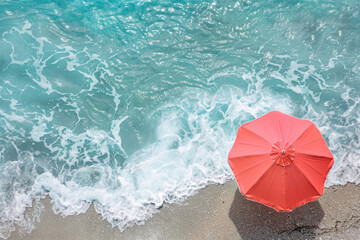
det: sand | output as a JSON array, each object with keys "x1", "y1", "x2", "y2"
[{"x1": 7, "y1": 181, "x2": 360, "y2": 240}]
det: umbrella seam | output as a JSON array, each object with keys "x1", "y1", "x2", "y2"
[
  {"x1": 265, "y1": 164, "x2": 278, "y2": 200},
  {"x1": 244, "y1": 163, "x2": 275, "y2": 196},
  {"x1": 295, "y1": 155, "x2": 328, "y2": 179},
  {"x1": 284, "y1": 167, "x2": 287, "y2": 211},
  {"x1": 229, "y1": 153, "x2": 270, "y2": 160},
  {"x1": 296, "y1": 152, "x2": 333, "y2": 160},
  {"x1": 292, "y1": 123, "x2": 314, "y2": 146},
  {"x1": 294, "y1": 138, "x2": 322, "y2": 148},
  {"x1": 241, "y1": 126, "x2": 272, "y2": 144},
  {"x1": 233, "y1": 155, "x2": 270, "y2": 174},
  {"x1": 292, "y1": 163, "x2": 322, "y2": 196}
]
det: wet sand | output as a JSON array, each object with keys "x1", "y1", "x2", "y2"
[{"x1": 8, "y1": 181, "x2": 360, "y2": 240}]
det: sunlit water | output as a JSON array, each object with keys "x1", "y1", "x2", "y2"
[{"x1": 0, "y1": 0, "x2": 359, "y2": 238}]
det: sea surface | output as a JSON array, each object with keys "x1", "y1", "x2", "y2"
[{"x1": 0, "y1": 0, "x2": 359, "y2": 238}]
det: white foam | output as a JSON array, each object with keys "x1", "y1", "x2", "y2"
[
  {"x1": 111, "y1": 116, "x2": 129, "y2": 158},
  {"x1": 19, "y1": 86, "x2": 294, "y2": 233},
  {"x1": 30, "y1": 123, "x2": 48, "y2": 142}
]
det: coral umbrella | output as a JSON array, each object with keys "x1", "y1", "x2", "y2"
[{"x1": 228, "y1": 111, "x2": 334, "y2": 211}]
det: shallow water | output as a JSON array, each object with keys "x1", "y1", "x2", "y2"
[{"x1": 0, "y1": 0, "x2": 359, "y2": 238}]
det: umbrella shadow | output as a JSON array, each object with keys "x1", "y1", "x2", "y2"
[{"x1": 229, "y1": 189, "x2": 325, "y2": 240}]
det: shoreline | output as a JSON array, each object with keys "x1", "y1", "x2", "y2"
[{"x1": 7, "y1": 181, "x2": 360, "y2": 240}]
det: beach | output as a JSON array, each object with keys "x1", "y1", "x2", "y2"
[{"x1": 8, "y1": 181, "x2": 360, "y2": 240}]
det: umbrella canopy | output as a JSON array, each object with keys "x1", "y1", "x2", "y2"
[{"x1": 228, "y1": 111, "x2": 334, "y2": 211}]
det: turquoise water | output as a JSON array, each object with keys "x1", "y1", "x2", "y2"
[{"x1": 0, "y1": 0, "x2": 359, "y2": 237}]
